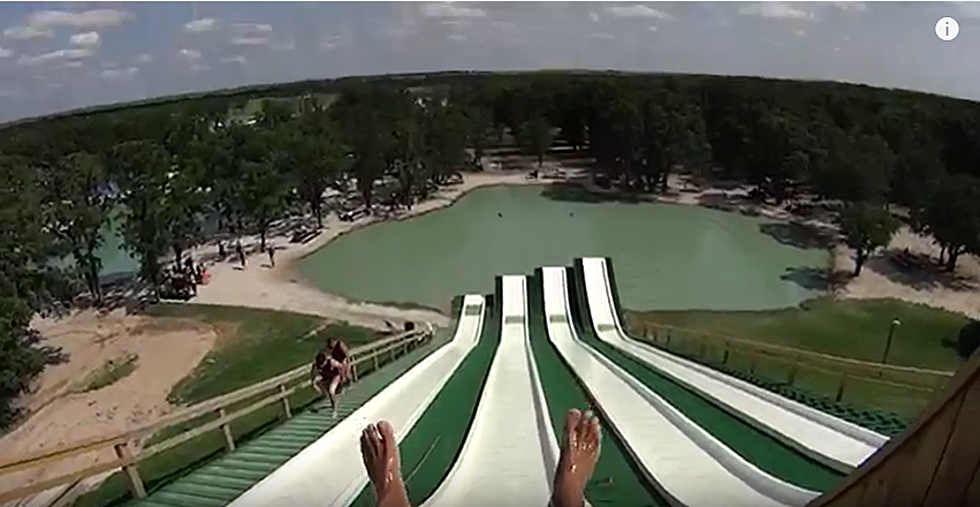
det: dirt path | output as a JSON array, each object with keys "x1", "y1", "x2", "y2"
[{"x1": 2, "y1": 310, "x2": 218, "y2": 501}]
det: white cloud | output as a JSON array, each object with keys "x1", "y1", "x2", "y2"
[
  {"x1": 70, "y1": 31, "x2": 101, "y2": 48},
  {"x1": 4, "y1": 25, "x2": 53, "y2": 40},
  {"x1": 231, "y1": 37, "x2": 270, "y2": 46},
  {"x1": 833, "y1": 2, "x2": 867, "y2": 13},
  {"x1": 738, "y1": 3, "x2": 816, "y2": 21},
  {"x1": 0, "y1": 47, "x2": 10, "y2": 58},
  {"x1": 133, "y1": 53, "x2": 153, "y2": 65},
  {"x1": 184, "y1": 18, "x2": 218, "y2": 33},
  {"x1": 28, "y1": 9, "x2": 133, "y2": 29},
  {"x1": 272, "y1": 41, "x2": 295, "y2": 51},
  {"x1": 179, "y1": 48, "x2": 202, "y2": 60},
  {"x1": 17, "y1": 48, "x2": 94, "y2": 67},
  {"x1": 605, "y1": 5, "x2": 674, "y2": 20},
  {"x1": 589, "y1": 12, "x2": 600, "y2": 23},
  {"x1": 188, "y1": 63, "x2": 210, "y2": 73},
  {"x1": 420, "y1": 3, "x2": 487, "y2": 19},
  {"x1": 448, "y1": 33, "x2": 465, "y2": 42},
  {"x1": 233, "y1": 23, "x2": 272, "y2": 34},
  {"x1": 101, "y1": 66, "x2": 138, "y2": 80},
  {"x1": 591, "y1": 33, "x2": 615, "y2": 40},
  {"x1": 63, "y1": 60, "x2": 83, "y2": 69},
  {"x1": 220, "y1": 55, "x2": 246, "y2": 65}
]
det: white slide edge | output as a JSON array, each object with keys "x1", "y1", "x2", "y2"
[
  {"x1": 583, "y1": 257, "x2": 889, "y2": 449},
  {"x1": 545, "y1": 267, "x2": 816, "y2": 507}
]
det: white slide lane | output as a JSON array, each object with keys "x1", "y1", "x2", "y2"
[
  {"x1": 542, "y1": 266, "x2": 813, "y2": 507},
  {"x1": 226, "y1": 294, "x2": 488, "y2": 507},
  {"x1": 423, "y1": 275, "x2": 554, "y2": 507},
  {"x1": 580, "y1": 256, "x2": 888, "y2": 470}
]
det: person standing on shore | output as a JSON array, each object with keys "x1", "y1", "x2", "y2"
[
  {"x1": 235, "y1": 241, "x2": 246, "y2": 268},
  {"x1": 268, "y1": 245, "x2": 276, "y2": 268}
]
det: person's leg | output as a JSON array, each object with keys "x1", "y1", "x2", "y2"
[
  {"x1": 551, "y1": 408, "x2": 601, "y2": 507},
  {"x1": 360, "y1": 421, "x2": 410, "y2": 507},
  {"x1": 327, "y1": 374, "x2": 342, "y2": 418},
  {"x1": 311, "y1": 377, "x2": 329, "y2": 413}
]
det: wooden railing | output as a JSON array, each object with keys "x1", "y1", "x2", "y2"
[
  {"x1": 631, "y1": 320, "x2": 955, "y2": 413},
  {"x1": 0, "y1": 328, "x2": 433, "y2": 506},
  {"x1": 807, "y1": 352, "x2": 980, "y2": 507}
]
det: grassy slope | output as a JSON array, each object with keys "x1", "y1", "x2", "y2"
[
  {"x1": 626, "y1": 298, "x2": 969, "y2": 371},
  {"x1": 625, "y1": 298, "x2": 970, "y2": 418},
  {"x1": 145, "y1": 303, "x2": 378, "y2": 403}
]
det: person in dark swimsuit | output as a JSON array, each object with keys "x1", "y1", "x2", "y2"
[{"x1": 310, "y1": 339, "x2": 352, "y2": 417}]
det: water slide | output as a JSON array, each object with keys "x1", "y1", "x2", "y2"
[
  {"x1": 225, "y1": 294, "x2": 488, "y2": 507},
  {"x1": 541, "y1": 266, "x2": 814, "y2": 507},
  {"x1": 111, "y1": 262, "x2": 905, "y2": 507},
  {"x1": 421, "y1": 275, "x2": 554, "y2": 507},
  {"x1": 578, "y1": 257, "x2": 888, "y2": 471}
]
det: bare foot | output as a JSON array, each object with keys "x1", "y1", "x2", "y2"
[
  {"x1": 360, "y1": 420, "x2": 410, "y2": 507},
  {"x1": 551, "y1": 408, "x2": 601, "y2": 507}
]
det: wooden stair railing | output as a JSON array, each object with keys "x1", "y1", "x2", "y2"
[{"x1": 0, "y1": 328, "x2": 432, "y2": 506}]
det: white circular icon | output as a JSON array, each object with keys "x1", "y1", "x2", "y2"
[{"x1": 936, "y1": 17, "x2": 959, "y2": 41}]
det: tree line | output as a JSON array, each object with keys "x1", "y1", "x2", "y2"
[{"x1": 2, "y1": 71, "x2": 980, "y2": 427}]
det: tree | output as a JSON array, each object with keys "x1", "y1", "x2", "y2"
[
  {"x1": 640, "y1": 93, "x2": 711, "y2": 192},
  {"x1": 109, "y1": 141, "x2": 172, "y2": 292},
  {"x1": 922, "y1": 174, "x2": 980, "y2": 271},
  {"x1": 237, "y1": 131, "x2": 291, "y2": 252},
  {"x1": 839, "y1": 202, "x2": 899, "y2": 276},
  {"x1": 43, "y1": 152, "x2": 113, "y2": 305},
  {"x1": 420, "y1": 95, "x2": 468, "y2": 183},
  {"x1": 0, "y1": 156, "x2": 69, "y2": 428},
  {"x1": 289, "y1": 118, "x2": 346, "y2": 227}
]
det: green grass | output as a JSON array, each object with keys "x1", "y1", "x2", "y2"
[
  {"x1": 624, "y1": 297, "x2": 970, "y2": 419},
  {"x1": 626, "y1": 297, "x2": 969, "y2": 371},
  {"x1": 144, "y1": 303, "x2": 379, "y2": 404},
  {"x1": 73, "y1": 303, "x2": 386, "y2": 507},
  {"x1": 77, "y1": 354, "x2": 139, "y2": 392}
]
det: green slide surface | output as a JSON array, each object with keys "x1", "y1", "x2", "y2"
[
  {"x1": 568, "y1": 261, "x2": 842, "y2": 492},
  {"x1": 527, "y1": 269, "x2": 672, "y2": 507}
]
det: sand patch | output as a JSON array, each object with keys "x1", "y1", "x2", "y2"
[
  {"x1": 0, "y1": 309, "x2": 218, "y2": 499},
  {"x1": 837, "y1": 227, "x2": 980, "y2": 320}
]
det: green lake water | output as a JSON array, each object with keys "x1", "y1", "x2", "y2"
[{"x1": 297, "y1": 185, "x2": 830, "y2": 312}]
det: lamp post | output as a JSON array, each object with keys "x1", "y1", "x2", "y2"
[{"x1": 881, "y1": 318, "x2": 901, "y2": 365}]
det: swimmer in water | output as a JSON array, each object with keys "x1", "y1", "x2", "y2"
[
  {"x1": 359, "y1": 408, "x2": 600, "y2": 507},
  {"x1": 497, "y1": 212, "x2": 503, "y2": 217}
]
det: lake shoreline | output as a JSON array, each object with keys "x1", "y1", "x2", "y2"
[{"x1": 279, "y1": 169, "x2": 979, "y2": 322}]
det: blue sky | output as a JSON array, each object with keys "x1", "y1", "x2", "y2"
[{"x1": 0, "y1": 1, "x2": 978, "y2": 122}]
